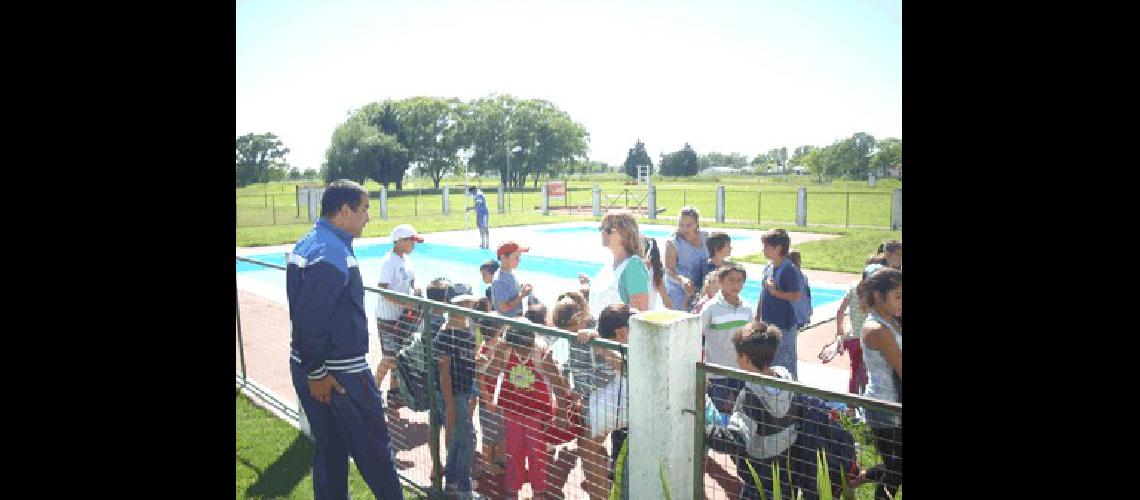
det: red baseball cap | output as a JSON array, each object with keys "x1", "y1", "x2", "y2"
[{"x1": 496, "y1": 241, "x2": 530, "y2": 258}]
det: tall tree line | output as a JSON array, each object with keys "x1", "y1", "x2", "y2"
[{"x1": 323, "y1": 94, "x2": 589, "y2": 189}]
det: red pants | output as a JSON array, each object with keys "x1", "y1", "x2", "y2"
[
  {"x1": 844, "y1": 338, "x2": 868, "y2": 395},
  {"x1": 504, "y1": 415, "x2": 549, "y2": 493}
]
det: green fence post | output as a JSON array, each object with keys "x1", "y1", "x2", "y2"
[
  {"x1": 421, "y1": 302, "x2": 443, "y2": 498},
  {"x1": 846, "y1": 192, "x2": 850, "y2": 228},
  {"x1": 415, "y1": 189, "x2": 419, "y2": 216},
  {"x1": 693, "y1": 365, "x2": 707, "y2": 499},
  {"x1": 756, "y1": 191, "x2": 761, "y2": 225},
  {"x1": 271, "y1": 195, "x2": 276, "y2": 225},
  {"x1": 683, "y1": 190, "x2": 687, "y2": 207},
  {"x1": 236, "y1": 284, "x2": 246, "y2": 381}
]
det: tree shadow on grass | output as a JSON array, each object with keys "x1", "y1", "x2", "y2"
[{"x1": 242, "y1": 433, "x2": 313, "y2": 499}]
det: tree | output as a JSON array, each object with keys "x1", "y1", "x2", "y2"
[
  {"x1": 661, "y1": 143, "x2": 700, "y2": 176},
  {"x1": 623, "y1": 139, "x2": 653, "y2": 178},
  {"x1": 871, "y1": 137, "x2": 901, "y2": 176},
  {"x1": 323, "y1": 118, "x2": 407, "y2": 186},
  {"x1": 788, "y1": 145, "x2": 816, "y2": 168},
  {"x1": 236, "y1": 133, "x2": 289, "y2": 187}
]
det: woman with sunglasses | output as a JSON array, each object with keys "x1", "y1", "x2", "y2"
[
  {"x1": 585, "y1": 210, "x2": 650, "y2": 317},
  {"x1": 663, "y1": 206, "x2": 709, "y2": 312}
]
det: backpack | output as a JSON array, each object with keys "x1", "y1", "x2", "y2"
[
  {"x1": 394, "y1": 331, "x2": 433, "y2": 412},
  {"x1": 777, "y1": 263, "x2": 813, "y2": 327},
  {"x1": 789, "y1": 393, "x2": 858, "y2": 497}
]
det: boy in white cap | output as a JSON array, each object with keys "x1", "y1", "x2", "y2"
[{"x1": 374, "y1": 224, "x2": 424, "y2": 408}]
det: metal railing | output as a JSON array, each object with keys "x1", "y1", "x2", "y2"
[
  {"x1": 694, "y1": 361, "x2": 902, "y2": 500},
  {"x1": 237, "y1": 254, "x2": 630, "y2": 499}
]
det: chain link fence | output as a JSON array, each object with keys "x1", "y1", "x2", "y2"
[
  {"x1": 696, "y1": 361, "x2": 902, "y2": 500},
  {"x1": 237, "y1": 255, "x2": 630, "y2": 498}
]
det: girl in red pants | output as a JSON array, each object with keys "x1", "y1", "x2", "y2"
[
  {"x1": 832, "y1": 263, "x2": 884, "y2": 395},
  {"x1": 490, "y1": 324, "x2": 567, "y2": 499}
]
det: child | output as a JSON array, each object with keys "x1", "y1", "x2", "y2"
[
  {"x1": 553, "y1": 294, "x2": 609, "y2": 498},
  {"x1": 757, "y1": 228, "x2": 802, "y2": 380},
  {"x1": 492, "y1": 241, "x2": 534, "y2": 318},
  {"x1": 857, "y1": 267, "x2": 902, "y2": 499},
  {"x1": 489, "y1": 312, "x2": 567, "y2": 499},
  {"x1": 434, "y1": 293, "x2": 481, "y2": 497},
  {"x1": 479, "y1": 260, "x2": 499, "y2": 304},
  {"x1": 692, "y1": 267, "x2": 723, "y2": 315},
  {"x1": 475, "y1": 307, "x2": 507, "y2": 476},
  {"x1": 786, "y1": 250, "x2": 813, "y2": 330},
  {"x1": 692, "y1": 231, "x2": 732, "y2": 304},
  {"x1": 575, "y1": 303, "x2": 634, "y2": 500},
  {"x1": 700, "y1": 262, "x2": 754, "y2": 416},
  {"x1": 704, "y1": 323, "x2": 798, "y2": 500},
  {"x1": 832, "y1": 263, "x2": 883, "y2": 395}
]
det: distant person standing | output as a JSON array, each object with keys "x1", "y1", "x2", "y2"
[
  {"x1": 286, "y1": 179, "x2": 404, "y2": 500},
  {"x1": 467, "y1": 186, "x2": 490, "y2": 249}
]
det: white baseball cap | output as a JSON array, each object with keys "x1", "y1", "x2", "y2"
[{"x1": 390, "y1": 224, "x2": 424, "y2": 243}]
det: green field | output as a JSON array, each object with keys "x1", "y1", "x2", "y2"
[
  {"x1": 236, "y1": 176, "x2": 900, "y2": 273},
  {"x1": 237, "y1": 392, "x2": 425, "y2": 499}
]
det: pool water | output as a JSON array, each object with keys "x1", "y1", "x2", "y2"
[{"x1": 236, "y1": 239, "x2": 843, "y2": 319}]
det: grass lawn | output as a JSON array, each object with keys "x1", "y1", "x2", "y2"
[
  {"x1": 237, "y1": 179, "x2": 900, "y2": 274},
  {"x1": 236, "y1": 392, "x2": 425, "y2": 499}
]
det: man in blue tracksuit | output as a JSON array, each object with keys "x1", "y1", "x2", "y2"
[
  {"x1": 287, "y1": 179, "x2": 403, "y2": 500},
  {"x1": 466, "y1": 186, "x2": 490, "y2": 249}
]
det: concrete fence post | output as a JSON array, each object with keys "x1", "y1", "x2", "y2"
[
  {"x1": 380, "y1": 186, "x2": 388, "y2": 219},
  {"x1": 442, "y1": 186, "x2": 450, "y2": 215},
  {"x1": 497, "y1": 183, "x2": 505, "y2": 213},
  {"x1": 648, "y1": 185, "x2": 657, "y2": 220},
  {"x1": 796, "y1": 187, "x2": 807, "y2": 227},
  {"x1": 628, "y1": 310, "x2": 702, "y2": 500},
  {"x1": 716, "y1": 185, "x2": 726, "y2": 223},
  {"x1": 891, "y1": 188, "x2": 902, "y2": 230},
  {"x1": 541, "y1": 184, "x2": 549, "y2": 215},
  {"x1": 592, "y1": 184, "x2": 601, "y2": 217}
]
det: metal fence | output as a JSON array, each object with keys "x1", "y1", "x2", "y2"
[
  {"x1": 236, "y1": 185, "x2": 896, "y2": 229},
  {"x1": 695, "y1": 362, "x2": 902, "y2": 500},
  {"x1": 236, "y1": 255, "x2": 630, "y2": 499}
]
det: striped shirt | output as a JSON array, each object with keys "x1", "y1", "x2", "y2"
[{"x1": 699, "y1": 291, "x2": 753, "y2": 373}]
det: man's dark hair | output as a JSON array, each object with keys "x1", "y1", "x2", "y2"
[
  {"x1": 467, "y1": 186, "x2": 477, "y2": 195},
  {"x1": 598, "y1": 303, "x2": 634, "y2": 339},
  {"x1": 732, "y1": 322, "x2": 782, "y2": 370},
  {"x1": 321, "y1": 179, "x2": 368, "y2": 218},
  {"x1": 760, "y1": 228, "x2": 791, "y2": 256},
  {"x1": 707, "y1": 232, "x2": 731, "y2": 256}
]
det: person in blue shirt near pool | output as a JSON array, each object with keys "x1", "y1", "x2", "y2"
[
  {"x1": 286, "y1": 179, "x2": 404, "y2": 500},
  {"x1": 466, "y1": 186, "x2": 490, "y2": 249},
  {"x1": 755, "y1": 228, "x2": 803, "y2": 380}
]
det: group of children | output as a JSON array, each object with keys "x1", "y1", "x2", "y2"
[{"x1": 372, "y1": 220, "x2": 902, "y2": 499}]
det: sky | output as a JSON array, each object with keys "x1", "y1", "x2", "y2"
[{"x1": 236, "y1": 0, "x2": 901, "y2": 171}]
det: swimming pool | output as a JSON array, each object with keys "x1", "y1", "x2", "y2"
[{"x1": 236, "y1": 239, "x2": 844, "y2": 322}]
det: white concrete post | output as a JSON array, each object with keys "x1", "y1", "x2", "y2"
[
  {"x1": 307, "y1": 189, "x2": 323, "y2": 222},
  {"x1": 628, "y1": 310, "x2": 702, "y2": 500},
  {"x1": 796, "y1": 187, "x2": 807, "y2": 227},
  {"x1": 891, "y1": 188, "x2": 902, "y2": 230},
  {"x1": 442, "y1": 186, "x2": 450, "y2": 215},
  {"x1": 497, "y1": 183, "x2": 505, "y2": 213},
  {"x1": 716, "y1": 185, "x2": 726, "y2": 223},
  {"x1": 868, "y1": 172, "x2": 877, "y2": 187},
  {"x1": 592, "y1": 184, "x2": 601, "y2": 217},
  {"x1": 380, "y1": 186, "x2": 388, "y2": 219},
  {"x1": 541, "y1": 184, "x2": 549, "y2": 215}
]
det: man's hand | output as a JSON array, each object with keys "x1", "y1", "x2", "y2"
[
  {"x1": 576, "y1": 328, "x2": 598, "y2": 345},
  {"x1": 578, "y1": 273, "x2": 591, "y2": 286},
  {"x1": 764, "y1": 277, "x2": 777, "y2": 291},
  {"x1": 308, "y1": 375, "x2": 346, "y2": 404},
  {"x1": 520, "y1": 284, "x2": 533, "y2": 296}
]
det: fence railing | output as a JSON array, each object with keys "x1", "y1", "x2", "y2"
[
  {"x1": 236, "y1": 255, "x2": 630, "y2": 499},
  {"x1": 236, "y1": 185, "x2": 899, "y2": 229},
  {"x1": 695, "y1": 361, "x2": 902, "y2": 500}
]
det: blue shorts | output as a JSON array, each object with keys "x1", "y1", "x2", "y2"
[{"x1": 476, "y1": 212, "x2": 489, "y2": 229}]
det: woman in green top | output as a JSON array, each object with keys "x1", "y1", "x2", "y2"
[{"x1": 586, "y1": 210, "x2": 650, "y2": 317}]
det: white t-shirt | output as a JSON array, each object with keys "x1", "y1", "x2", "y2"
[{"x1": 375, "y1": 251, "x2": 415, "y2": 320}]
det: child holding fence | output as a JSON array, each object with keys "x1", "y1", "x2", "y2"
[
  {"x1": 704, "y1": 323, "x2": 797, "y2": 500},
  {"x1": 488, "y1": 311, "x2": 568, "y2": 499}
]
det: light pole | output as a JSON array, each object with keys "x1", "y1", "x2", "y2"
[{"x1": 506, "y1": 143, "x2": 521, "y2": 212}]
